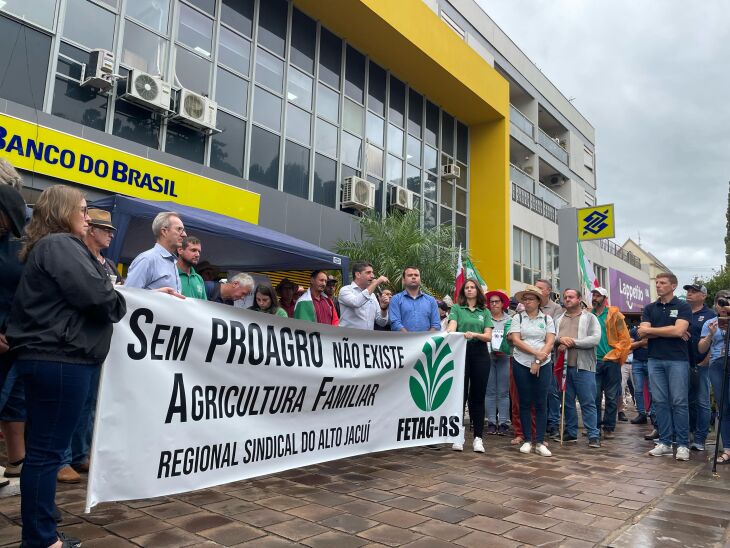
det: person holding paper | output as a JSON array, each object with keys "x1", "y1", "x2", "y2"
[{"x1": 485, "y1": 290, "x2": 512, "y2": 436}]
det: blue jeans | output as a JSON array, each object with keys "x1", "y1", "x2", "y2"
[
  {"x1": 595, "y1": 360, "x2": 621, "y2": 431},
  {"x1": 16, "y1": 360, "x2": 96, "y2": 547},
  {"x1": 0, "y1": 359, "x2": 26, "y2": 422},
  {"x1": 62, "y1": 365, "x2": 101, "y2": 467},
  {"x1": 648, "y1": 358, "x2": 689, "y2": 447},
  {"x1": 564, "y1": 367, "x2": 600, "y2": 440},
  {"x1": 547, "y1": 372, "x2": 560, "y2": 430},
  {"x1": 512, "y1": 361, "x2": 551, "y2": 444},
  {"x1": 486, "y1": 354, "x2": 510, "y2": 425},
  {"x1": 688, "y1": 365, "x2": 711, "y2": 444},
  {"x1": 632, "y1": 360, "x2": 649, "y2": 415},
  {"x1": 709, "y1": 357, "x2": 730, "y2": 451}
]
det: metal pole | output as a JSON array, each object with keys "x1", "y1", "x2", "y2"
[{"x1": 712, "y1": 322, "x2": 730, "y2": 474}]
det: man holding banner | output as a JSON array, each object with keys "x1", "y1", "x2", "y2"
[{"x1": 553, "y1": 289, "x2": 602, "y2": 447}]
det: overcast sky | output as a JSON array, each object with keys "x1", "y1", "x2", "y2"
[{"x1": 479, "y1": 0, "x2": 730, "y2": 289}]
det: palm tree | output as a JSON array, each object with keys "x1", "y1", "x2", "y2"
[{"x1": 334, "y1": 209, "x2": 463, "y2": 298}]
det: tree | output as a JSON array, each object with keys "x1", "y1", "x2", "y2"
[
  {"x1": 703, "y1": 267, "x2": 730, "y2": 306},
  {"x1": 726, "y1": 181, "x2": 730, "y2": 268},
  {"x1": 334, "y1": 209, "x2": 461, "y2": 298}
]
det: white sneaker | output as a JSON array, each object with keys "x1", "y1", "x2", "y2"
[
  {"x1": 473, "y1": 437, "x2": 485, "y2": 453},
  {"x1": 535, "y1": 443, "x2": 552, "y2": 457},
  {"x1": 451, "y1": 442, "x2": 463, "y2": 451},
  {"x1": 519, "y1": 442, "x2": 533, "y2": 454},
  {"x1": 649, "y1": 443, "x2": 673, "y2": 457},
  {"x1": 676, "y1": 446, "x2": 690, "y2": 461}
]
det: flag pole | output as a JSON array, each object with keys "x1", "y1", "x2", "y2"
[{"x1": 560, "y1": 349, "x2": 568, "y2": 446}]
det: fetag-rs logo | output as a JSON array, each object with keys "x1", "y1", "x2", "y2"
[{"x1": 409, "y1": 336, "x2": 455, "y2": 412}]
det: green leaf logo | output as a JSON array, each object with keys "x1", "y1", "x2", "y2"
[{"x1": 409, "y1": 336, "x2": 455, "y2": 412}]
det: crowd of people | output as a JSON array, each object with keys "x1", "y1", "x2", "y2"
[{"x1": 0, "y1": 163, "x2": 728, "y2": 546}]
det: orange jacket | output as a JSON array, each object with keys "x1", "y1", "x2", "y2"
[{"x1": 603, "y1": 306, "x2": 632, "y2": 365}]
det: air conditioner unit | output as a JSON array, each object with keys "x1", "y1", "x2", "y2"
[
  {"x1": 441, "y1": 163, "x2": 460, "y2": 180},
  {"x1": 176, "y1": 89, "x2": 217, "y2": 131},
  {"x1": 82, "y1": 49, "x2": 114, "y2": 91},
  {"x1": 390, "y1": 186, "x2": 414, "y2": 211},
  {"x1": 549, "y1": 175, "x2": 567, "y2": 187},
  {"x1": 341, "y1": 176, "x2": 375, "y2": 210},
  {"x1": 123, "y1": 70, "x2": 171, "y2": 111}
]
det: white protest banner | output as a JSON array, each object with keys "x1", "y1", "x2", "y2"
[{"x1": 86, "y1": 288, "x2": 466, "y2": 510}]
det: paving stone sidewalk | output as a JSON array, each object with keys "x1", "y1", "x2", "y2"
[{"x1": 0, "y1": 419, "x2": 727, "y2": 547}]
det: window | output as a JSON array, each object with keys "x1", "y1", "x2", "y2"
[
  {"x1": 365, "y1": 143, "x2": 383, "y2": 177},
  {"x1": 63, "y1": 0, "x2": 115, "y2": 50},
  {"x1": 188, "y1": 0, "x2": 214, "y2": 15},
  {"x1": 316, "y1": 82, "x2": 339, "y2": 122},
  {"x1": 52, "y1": 44, "x2": 107, "y2": 131},
  {"x1": 313, "y1": 153, "x2": 336, "y2": 207},
  {"x1": 407, "y1": 89, "x2": 422, "y2": 137},
  {"x1": 283, "y1": 140, "x2": 310, "y2": 199},
  {"x1": 218, "y1": 26, "x2": 250, "y2": 75},
  {"x1": 249, "y1": 125, "x2": 280, "y2": 188},
  {"x1": 315, "y1": 118, "x2": 337, "y2": 158},
  {"x1": 387, "y1": 124, "x2": 403, "y2": 157},
  {"x1": 221, "y1": 0, "x2": 253, "y2": 37},
  {"x1": 593, "y1": 264, "x2": 607, "y2": 289},
  {"x1": 345, "y1": 46, "x2": 365, "y2": 103},
  {"x1": 0, "y1": 16, "x2": 51, "y2": 110},
  {"x1": 367, "y1": 62, "x2": 386, "y2": 116},
  {"x1": 285, "y1": 104, "x2": 311, "y2": 145},
  {"x1": 343, "y1": 99, "x2": 363, "y2": 135},
  {"x1": 440, "y1": 11, "x2": 465, "y2": 40},
  {"x1": 290, "y1": 8, "x2": 315, "y2": 74},
  {"x1": 165, "y1": 121, "x2": 205, "y2": 164},
  {"x1": 456, "y1": 121, "x2": 468, "y2": 163},
  {"x1": 257, "y1": 0, "x2": 287, "y2": 56},
  {"x1": 513, "y1": 227, "x2": 542, "y2": 284},
  {"x1": 406, "y1": 135, "x2": 421, "y2": 166},
  {"x1": 389, "y1": 77, "x2": 405, "y2": 127},
  {"x1": 126, "y1": 0, "x2": 170, "y2": 34},
  {"x1": 215, "y1": 67, "x2": 248, "y2": 115},
  {"x1": 584, "y1": 147, "x2": 594, "y2": 171},
  {"x1": 546, "y1": 243, "x2": 559, "y2": 291},
  {"x1": 255, "y1": 47, "x2": 284, "y2": 93},
  {"x1": 366, "y1": 111, "x2": 384, "y2": 148},
  {"x1": 175, "y1": 46, "x2": 210, "y2": 95},
  {"x1": 122, "y1": 22, "x2": 168, "y2": 74},
  {"x1": 318, "y1": 28, "x2": 341, "y2": 89},
  {"x1": 113, "y1": 71, "x2": 160, "y2": 148},
  {"x1": 1, "y1": 0, "x2": 57, "y2": 29},
  {"x1": 442, "y1": 112, "x2": 454, "y2": 156},
  {"x1": 406, "y1": 164, "x2": 420, "y2": 194},
  {"x1": 287, "y1": 68, "x2": 312, "y2": 109},
  {"x1": 210, "y1": 110, "x2": 245, "y2": 177},
  {"x1": 386, "y1": 155, "x2": 402, "y2": 187},
  {"x1": 253, "y1": 86, "x2": 282, "y2": 132},
  {"x1": 177, "y1": 3, "x2": 213, "y2": 57},
  {"x1": 425, "y1": 101, "x2": 439, "y2": 146},
  {"x1": 341, "y1": 132, "x2": 362, "y2": 168}
]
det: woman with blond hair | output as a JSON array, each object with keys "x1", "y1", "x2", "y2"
[{"x1": 6, "y1": 185, "x2": 126, "y2": 548}]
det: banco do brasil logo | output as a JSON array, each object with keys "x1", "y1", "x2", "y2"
[{"x1": 409, "y1": 336, "x2": 455, "y2": 412}]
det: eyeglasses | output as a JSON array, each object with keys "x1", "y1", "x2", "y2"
[
  {"x1": 489, "y1": 300, "x2": 502, "y2": 304},
  {"x1": 79, "y1": 206, "x2": 89, "y2": 215}
]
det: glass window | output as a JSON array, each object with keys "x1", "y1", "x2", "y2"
[
  {"x1": 456, "y1": 187, "x2": 467, "y2": 213},
  {"x1": 290, "y1": 8, "x2": 315, "y2": 74},
  {"x1": 440, "y1": 180, "x2": 453, "y2": 207},
  {"x1": 342, "y1": 165, "x2": 360, "y2": 185},
  {"x1": 188, "y1": 0, "x2": 214, "y2": 15},
  {"x1": 406, "y1": 164, "x2": 420, "y2": 194},
  {"x1": 424, "y1": 200, "x2": 437, "y2": 229},
  {"x1": 315, "y1": 118, "x2": 337, "y2": 158},
  {"x1": 316, "y1": 82, "x2": 339, "y2": 122},
  {"x1": 318, "y1": 28, "x2": 341, "y2": 89},
  {"x1": 121, "y1": 21, "x2": 168, "y2": 75},
  {"x1": 442, "y1": 112, "x2": 454, "y2": 156},
  {"x1": 425, "y1": 101, "x2": 439, "y2": 146},
  {"x1": 343, "y1": 99, "x2": 363, "y2": 135},
  {"x1": 165, "y1": 121, "x2": 204, "y2": 163},
  {"x1": 218, "y1": 26, "x2": 250, "y2": 75},
  {"x1": 221, "y1": 0, "x2": 253, "y2": 37},
  {"x1": 341, "y1": 132, "x2": 362, "y2": 168},
  {"x1": 386, "y1": 155, "x2": 402, "y2": 187},
  {"x1": 424, "y1": 173, "x2": 437, "y2": 201},
  {"x1": 406, "y1": 135, "x2": 421, "y2": 166},
  {"x1": 440, "y1": 207, "x2": 452, "y2": 226},
  {"x1": 177, "y1": 3, "x2": 213, "y2": 57},
  {"x1": 366, "y1": 143, "x2": 383, "y2": 177},
  {"x1": 283, "y1": 140, "x2": 310, "y2": 199},
  {"x1": 249, "y1": 125, "x2": 280, "y2": 189},
  {"x1": 63, "y1": 0, "x2": 115, "y2": 50},
  {"x1": 456, "y1": 161, "x2": 467, "y2": 188},
  {"x1": 457, "y1": 121, "x2": 468, "y2": 163},
  {"x1": 0, "y1": 17, "x2": 51, "y2": 110},
  {"x1": 367, "y1": 61, "x2": 385, "y2": 116},
  {"x1": 408, "y1": 88, "x2": 422, "y2": 137},
  {"x1": 387, "y1": 124, "x2": 403, "y2": 157},
  {"x1": 313, "y1": 153, "x2": 336, "y2": 208},
  {"x1": 1, "y1": 0, "x2": 57, "y2": 29},
  {"x1": 255, "y1": 47, "x2": 284, "y2": 93},
  {"x1": 211, "y1": 110, "x2": 245, "y2": 177},
  {"x1": 455, "y1": 213, "x2": 467, "y2": 247},
  {"x1": 253, "y1": 86, "x2": 282, "y2": 132},
  {"x1": 215, "y1": 67, "x2": 248, "y2": 115},
  {"x1": 389, "y1": 76, "x2": 405, "y2": 127},
  {"x1": 57, "y1": 43, "x2": 84, "y2": 79},
  {"x1": 52, "y1": 77, "x2": 107, "y2": 130},
  {"x1": 175, "y1": 46, "x2": 210, "y2": 95},
  {"x1": 113, "y1": 82, "x2": 160, "y2": 148},
  {"x1": 367, "y1": 175, "x2": 383, "y2": 215},
  {"x1": 126, "y1": 0, "x2": 169, "y2": 34},
  {"x1": 424, "y1": 145, "x2": 437, "y2": 173},
  {"x1": 286, "y1": 104, "x2": 311, "y2": 146},
  {"x1": 366, "y1": 111, "x2": 383, "y2": 148},
  {"x1": 287, "y1": 67, "x2": 312, "y2": 110},
  {"x1": 345, "y1": 45, "x2": 365, "y2": 103},
  {"x1": 257, "y1": 0, "x2": 287, "y2": 57}
]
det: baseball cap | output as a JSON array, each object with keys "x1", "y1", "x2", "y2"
[
  {"x1": 591, "y1": 287, "x2": 608, "y2": 297},
  {"x1": 683, "y1": 284, "x2": 707, "y2": 294}
]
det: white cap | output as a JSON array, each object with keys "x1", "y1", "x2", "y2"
[{"x1": 591, "y1": 287, "x2": 608, "y2": 297}]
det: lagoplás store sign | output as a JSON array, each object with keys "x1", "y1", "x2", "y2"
[
  {"x1": 86, "y1": 289, "x2": 466, "y2": 510},
  {"x1": 0, "y1": 113, "x2": 259, "y2": 223}
]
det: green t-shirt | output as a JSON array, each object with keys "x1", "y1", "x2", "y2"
[
  {"x1": 449, "y1": 304, "x2": 494, "y2": 342},
  {"x1": 178, "y1": 266, "x2": 207, "y2": 300},
  {"x1": 593, "y1": 307, "x2": 610, "y2": 360}
]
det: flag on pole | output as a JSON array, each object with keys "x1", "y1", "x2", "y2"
[
  {"x1": 454, "y1": 245, "x2": 465, "y2": 301},
  {"x1": 553, "y1": 349, "x2": 568, "y2": 391},
  {"x1": 454, "y1": 247, "x2": 488, "y2": 300},
  {"x1": 578, "y1": 241, "x2": 599, "y2": 303}
]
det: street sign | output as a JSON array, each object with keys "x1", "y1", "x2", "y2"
[{"x1": 577, "y1": 203, "x2": 615, "y2": 241}]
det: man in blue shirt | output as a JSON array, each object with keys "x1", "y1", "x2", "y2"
[
  {"x1": 126, "y1": 212, "x2": 186, "y2": 292},
  {"x1": 390, "y1": 266, "x2": 440, "y2": 332},
  {"x1": 684, "y1": 283, "x2": 716, "y2": 451},
  {"x1": 638, "y1": 273, "x2": 692, "y2": 461}
]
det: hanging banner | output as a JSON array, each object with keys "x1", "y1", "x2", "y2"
[
  {"x1": 608, "y1": 268, "x2": 651, "y2": 313},
  {"x1": 86, "y1": 289, "x2": 466, "y2": 511}
]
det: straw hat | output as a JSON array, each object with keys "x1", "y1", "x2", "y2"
[
  {"x1": 514, "y1": 284, "x2": 542, "y2": 302},
  {"x1": 88, "y1": 208, "x2": 116, "y2": 230}
]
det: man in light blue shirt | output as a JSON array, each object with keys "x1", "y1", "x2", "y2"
[
  {"x1": 390, "y1": 266, "x2": 440, "y2": 332},
  {"x1": 338, "y1": 261, "x2": 389, "y2": 329},
  {"x1": 126, "y1": 212, "x2": 186, "y2": 292}
]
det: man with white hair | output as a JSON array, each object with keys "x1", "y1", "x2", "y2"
[
  {"x1": 209, "y1": 273, "x2": 254, "y2": 306},
  {"x1": 126, "y1": 212, "x2": 186, "y2": 291}
]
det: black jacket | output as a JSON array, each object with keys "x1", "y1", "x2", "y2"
[{"x1": 6, "y1": 233, "x2": 127, "y2": 364}]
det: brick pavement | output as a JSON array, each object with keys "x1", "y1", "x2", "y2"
[{"x1": 0, "y1": 419, "x2": 728, "y2": 547}]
